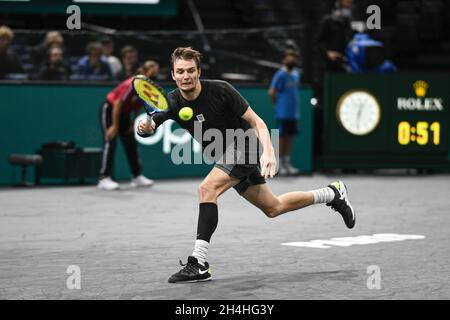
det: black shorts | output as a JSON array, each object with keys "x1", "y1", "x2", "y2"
[
  {"x1": 277, "y1": 119, "x2": 299, "y2": 137},
  {"x1": 215, "y1": 163, "x2": 266, "y2": 195}
]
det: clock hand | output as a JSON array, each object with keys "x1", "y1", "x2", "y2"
[{"x1": 356, "y1": 103, "x2": 363, "y2": 129}]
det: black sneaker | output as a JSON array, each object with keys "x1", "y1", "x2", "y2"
[
  {"x1": 327, "y1": 180, "x2": 356, "y2": 229},
  {"x1": 168, "y1": 256, "x2": 212, "y2": 283}
]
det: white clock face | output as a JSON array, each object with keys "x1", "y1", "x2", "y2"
[{"x1": 337, "y1": 91, "x2": 381, "y2": 136}]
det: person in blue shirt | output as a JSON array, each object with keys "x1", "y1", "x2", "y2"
[
  {"x1": 269, "y1": 49, "x2": 301, "y2": 175},
  {"x1": 76, "y1": 42, "x2": 114, "y2": 81}
]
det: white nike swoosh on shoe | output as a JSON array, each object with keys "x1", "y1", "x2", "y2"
[{"x1": 199, "y1": 269, "x2": 209, "y2": 275}]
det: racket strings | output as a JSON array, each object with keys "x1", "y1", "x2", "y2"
[{"x1": 132, "y1": 76, "x2": 169, "y2": 112}]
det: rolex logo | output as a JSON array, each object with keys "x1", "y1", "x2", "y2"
[
  {"x1": 413, "y1": 80, "x2": 429, "y2": 98},
  {"x1": 398, "y1": 80, "x2": 443, "y2": 112}
]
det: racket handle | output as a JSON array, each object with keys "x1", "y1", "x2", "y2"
[{"x1": 146, "y1": 113, "x2": 153, "y2": 128}]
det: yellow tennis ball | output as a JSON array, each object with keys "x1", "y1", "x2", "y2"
[{"x1": 178, "y1": 107, "x2": 193, "y2": 121}]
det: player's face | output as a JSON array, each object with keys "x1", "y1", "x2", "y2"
[{"x1": 171, "y1": 59, "x2": 201, "y2": 93}]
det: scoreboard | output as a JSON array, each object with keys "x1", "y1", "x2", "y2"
[{"x1": 321, "y1": 74, "x2": 450, "y2": 170}]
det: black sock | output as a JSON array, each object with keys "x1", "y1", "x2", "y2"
[{"x1": 196, "y1": 202, "x2": 218, "y2": 242}]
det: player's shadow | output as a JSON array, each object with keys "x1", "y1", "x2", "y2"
[
  {"x1": 198, "y1": 269, "x2": 361, "y2": 298},
  {"x1": 117, "y1": 270, "x2": 361, "y2": 300},
  {"x1": 219, "y1": 269, "x2": 359, "y2": 285}
]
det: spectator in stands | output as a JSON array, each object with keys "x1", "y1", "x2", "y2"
[
  {"x1": 37, "y1": 45, "x2": 71, "y2": 81},
  {"x1": 100, "y1": 36, "x2": 122, "y2": 79},
  {"x1": 142, "y1": 60, "x2": 159, "y2": 81},
  {"x1": 316, "y1": 0, "x2": 354, "y2": 73},
  {"x1": 117, "y1": 45, "x2": 139, "y2": 80},
  {"x1": 268, "y1": 49, "x2": 301, "y2": 176},
  {"x1": 77, "y1": 42, "x2": 114, "y2": 81},
  {"x1": 32, "y1": 31, "x2": 65, "y2": 68},
  {"x1": 0, "y1": 25, "x2": 24, "y2": 80}
]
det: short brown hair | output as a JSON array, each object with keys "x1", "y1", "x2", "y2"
[{"x1": 170, "y1": 47, "x2": 202, "y2": 70}]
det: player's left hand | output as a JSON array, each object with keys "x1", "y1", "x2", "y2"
[{"x1": 260, "y1": 151, "x2": 277, "y2": 179}]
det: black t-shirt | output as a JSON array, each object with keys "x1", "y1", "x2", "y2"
[{"x1": 153, "y1": 79, "x2": 261, "y2": 164}]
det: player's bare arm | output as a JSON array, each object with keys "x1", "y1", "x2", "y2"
[{"x1": 241, "y1": 106, "x2": 277, "y2": 179}]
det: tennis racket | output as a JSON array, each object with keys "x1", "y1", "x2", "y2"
[{"x1": 132, "y1": 75, "x2": 169, "y2": 136}]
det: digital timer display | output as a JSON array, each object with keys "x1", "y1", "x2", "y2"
[{"x1": 398, "y1": 121, "x2": 441, "y2": 146}]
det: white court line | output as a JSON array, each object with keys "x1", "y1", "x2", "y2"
[{"x1": 282, "y1": 233, "x2": 426, "y2": 249}]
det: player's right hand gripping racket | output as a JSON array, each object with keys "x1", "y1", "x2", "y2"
[{"x1": 132, "y1": 75, "x2": 169, "y2": 137}]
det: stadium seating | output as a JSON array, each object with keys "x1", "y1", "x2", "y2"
[{"x1": 2, "y1": 0, "x2": 450, "y2": 84}]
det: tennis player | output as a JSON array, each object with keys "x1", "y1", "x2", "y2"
[
  {"x1": 138, "y1": 47, "x2": 355, "y2": 283},
  {"x1": 97, "y1": 60, "x2": 158, "y2": 190}
]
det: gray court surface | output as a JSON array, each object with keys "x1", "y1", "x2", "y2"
[{"x1": 0, "y1": 174, "x2": 449, "y2": 300}]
